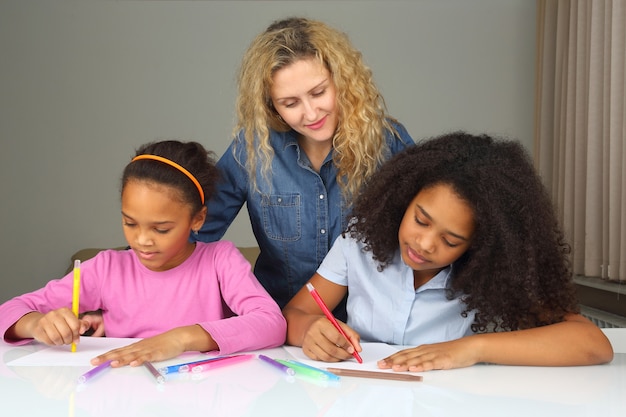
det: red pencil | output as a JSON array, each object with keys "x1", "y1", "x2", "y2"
[{"x1": 306, "y1": 283, "x2": 363, "y2": 363}]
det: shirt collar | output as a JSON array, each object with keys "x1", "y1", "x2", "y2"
[
  {"x1": 281, "y1": 130, "x2": 334, "y2": 167},
  {"x1": 415, "y1": 265, "x2": 454, "y2": 293}
]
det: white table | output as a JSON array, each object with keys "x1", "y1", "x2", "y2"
[{"x1": 2, "y1": 329, "x2": 625, "y2": 417}]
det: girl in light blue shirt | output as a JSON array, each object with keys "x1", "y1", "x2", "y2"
[
  {"x1": 284, "y1": 132, "x2": 613, "y2": 372},
  {"x1": 317, "y1": 237, "x2": 475, "y2": 347}
]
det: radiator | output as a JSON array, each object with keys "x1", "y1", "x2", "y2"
[{"x1": 581, "y1": 305, "x2": 626, "y2": 328}]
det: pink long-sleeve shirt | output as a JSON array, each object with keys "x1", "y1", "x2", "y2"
[{"x1": 0, "y1": 241, "x2": 286, "y2": 353}]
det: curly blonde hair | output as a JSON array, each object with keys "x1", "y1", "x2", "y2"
[{"x1": 234, "y1": 17, "x2": 398, "y2": 200}]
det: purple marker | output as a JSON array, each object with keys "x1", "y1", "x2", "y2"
[
  {"x1": 258, "y1": 354, "x2": 296, "y2": 376},
  {"x1": 77, "y1": 360, "x2": 112, "y2": 384}
]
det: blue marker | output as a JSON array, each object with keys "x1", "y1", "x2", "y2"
[
  {"x1": 285, "y1": 359, "x2": 341, "y2": 381},
  {"x1": 275, "y1": 359, "x2": 341, "y2": 381}
]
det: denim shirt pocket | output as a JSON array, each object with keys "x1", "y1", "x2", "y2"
[{"x1": 261, "y1": 193, "x2": 301, "y2": 241}]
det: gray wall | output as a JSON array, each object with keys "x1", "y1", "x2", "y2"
[{"x1": 0, "y1": 0, "x2": 536, "y2": 303}]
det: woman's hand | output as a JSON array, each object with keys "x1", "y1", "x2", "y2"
[{"x1": 301, "y1": 317, "x2": 362, "y2": 363}]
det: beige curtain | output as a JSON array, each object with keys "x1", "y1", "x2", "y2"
[{"x1": 535, "y1": 0, "x2": 626, "y2": 282}]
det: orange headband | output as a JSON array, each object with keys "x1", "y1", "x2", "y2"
[{"x1": 131, "y1": 155, "x2": 205, "y2": 205}]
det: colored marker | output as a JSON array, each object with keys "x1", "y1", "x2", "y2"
[
  {"x1": 71, "y1": 260, "x2": 81, "y2": 352},
  {"x1": 275, "y1": 359, "x2": 331, "y2": 380},
  {"x1": 158, "y1": 356, "x2": 231, "y2": 375},
  {"x1": 189, "y1": 354, "x2": 254, "y2": 373},
  {"x1": 306, "y1": 283, "x2": 363, "y2": 363},
  {"x1": 144, "y1": 361, "x2": 165, "y2": 384},
  {"x1": 285, "y1": 359, "x2": 340, "y2": 381},
  {"x1": 258, "y1": 354, "x2": 296, "y2": 376},
  {"x1": 77, "y1": 360, "x2": 112, "y2": 384}
]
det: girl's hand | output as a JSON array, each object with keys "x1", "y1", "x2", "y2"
[
  {"x1": 377, "y1": 338, "x2": 479, "y2": 372},
  {"x1": 27, "y1": 308, "x2": 91, "y2": 347},
  {"x1": 301, "y1": 317, "x2": 362, "y2": 362},
  {"x1": 80, "y1": 311, "x2": 106, "y2": 337},
  {"x1": 90, "y1": 325, "x2": 216, "y2": 367},
  {"x1": 91, "y1": 333, "x2": 184, "y2": 367}
]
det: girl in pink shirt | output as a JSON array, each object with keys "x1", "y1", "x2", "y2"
[{"x1": 0, "y1": 140, "x2": 286, "y2": 367}]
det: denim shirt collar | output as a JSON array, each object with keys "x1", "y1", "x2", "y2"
[{"x1": 281, "y1": 130, "x2": 334, "y2": 170}]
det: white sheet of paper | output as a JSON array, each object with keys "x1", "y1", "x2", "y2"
[
  {"x1": 283, "y1": 342, "x2": 400, "y2": 371},
  {"x1": 6, "y1": 337, "x2": 142, "y2": 366}
]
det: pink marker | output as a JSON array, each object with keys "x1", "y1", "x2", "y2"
[{"x1": 188, "y1": 354, "x2": 254, "y2": 373}]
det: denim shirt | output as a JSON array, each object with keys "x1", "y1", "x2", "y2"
[{"x1": 194, "y1": 121, "x2": 414, "y2": 309}]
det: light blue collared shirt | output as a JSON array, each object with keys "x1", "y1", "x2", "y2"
[{"x1": 318, "y1": 234, "x2": 476, "y2": 346}]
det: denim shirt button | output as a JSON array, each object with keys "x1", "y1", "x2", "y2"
[
  {"x1": 319, "y1": 194, "x2": 324, "y2": 200},
  {"x1": 320, "y1": 229, "x2": 326, "y2": 234},
  {"x1": 277, "y1": 197, "x2": 282, "y2": 203}
]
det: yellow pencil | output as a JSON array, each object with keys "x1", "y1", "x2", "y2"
[
  {"x1": 69, "y1": 390, "x2": 75, "y2": 417},
  {"x1": 71, "y1": 259, "x2": 81, "y2": 352}
]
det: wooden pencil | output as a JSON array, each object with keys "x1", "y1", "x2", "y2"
[{"x1": 326, "y1": 368, "x2": 423, "y2": 382}]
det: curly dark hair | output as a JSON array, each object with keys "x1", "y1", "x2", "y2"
[
  {"x1": 122, "y1": 140, "x2": 220, "y2": 215},
  {"x1": 347, "y1": 131, "x2": 579, "y2": 332}
]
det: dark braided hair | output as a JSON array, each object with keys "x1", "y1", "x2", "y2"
[{"x1": 347, "y1": 131, "x2": 579, "y2": 332}]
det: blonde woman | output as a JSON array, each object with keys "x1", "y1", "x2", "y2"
[{"x1": 195, "y1": 17, "x2": 414, "y2": 317}]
